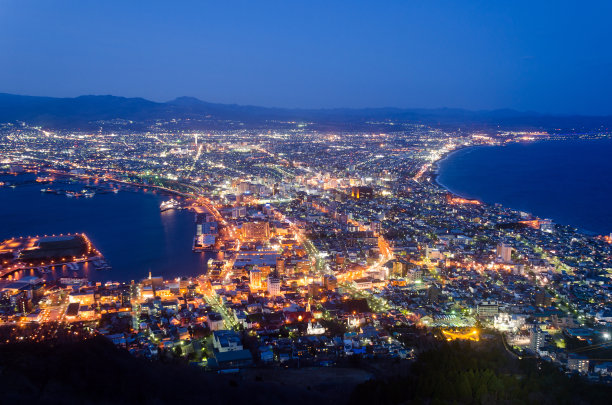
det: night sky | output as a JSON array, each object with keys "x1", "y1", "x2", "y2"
[{"x1": 1, "y1": 0, "x2": 611, "y2": 114}]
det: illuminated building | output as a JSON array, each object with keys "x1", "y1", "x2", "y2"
[
  {"x1": 295, "y1": 259, "x2": 311, "y2": 273},
  {"x1": 207, "y1": 313, "x2": 225, "y2": 331},
  {"x1": 497, "y1": 243, "x2": 513, "y2": 263},
  {"x1": 231, "y1": 206, "x2": 247, "y2": 218},
  {"x1": 493, "y1": 313, "x2": 525, "y2": 332},
  {"x1": 267, "y1": 274, "x2": 281, "y2": 296},
  {"x1": 477, "y1": 301, "x2": 498, "y2": 318},
  {"x1": 212, "y1": 330, "x2": 243, "y2": 352},
  {"x1": 275, "y1": 257, "x2": 285, "y2": 274},
  {"x1": 323, "y1": 274, "x2": 337, "y2": 290},
  {"x1": 529, "y1": 325, "x2": 545, "y2": 352},
  {"x1": 249, "y1": 269, "x2": 262, "y2": 289},
  {"x1": 370, "y1": 220, "x2": 382, "y2": 235},
  {"x1": 306, "y1": 322, "x2": 325, "y2": 335},
  {"x1": 351, "y1": 186, "x2": 373, "y2": 200},
  {"x1": 567, "y1": 355, "x2": 589, "y2": 374},
  {"x1": 540, "y1": 219, "x2": 555, "y2": 233},
  {"x1": 242, "y1": 222, "x2": 270, "y2": 240},
  {"x1": 308, "y1": 283, "x2": 322, "y2": 299}
]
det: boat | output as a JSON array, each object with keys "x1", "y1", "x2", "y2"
[
  {"x1": 65, "y1": 191, "x2": 83, "y2": 198},
  {"x1": 93, "y1": 258, "x2": 111, "y2": 270},
  {"x1": 160, "y1": 199, "x2": 180, "y2": 212},
  {"x1": 67, "y1": 262, "x2": 79, "y2": 271}
]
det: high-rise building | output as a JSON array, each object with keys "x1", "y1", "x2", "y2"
[
  {"x1": 249, "y1": 269, "x2": 262, "y2": 289},
  {"x1": 295, "y1": 259, "x2": 311, "y2": 273},
  {"x1": 323, "y1": 274, "x2": 337, "y2": 290},
  {"x1": 275, "y1": 257, "x2": 285, "y2": 275},
  {"x1": 370, "y1": 221, "x2": 382, "y2": 236},
  {"x1": 267, "y1": 275, "x2": 281, "y2": 296},
  {"x1": 497, "y1": 243, "x2": 513, "y2": 263},
  {"x1": 529, "y1": 325, "x2": 545, "y2": 352}
]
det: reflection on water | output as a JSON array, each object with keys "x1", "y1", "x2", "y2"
[{"x1": 1, "y1": 174, "x2": 214, "y2": 282}]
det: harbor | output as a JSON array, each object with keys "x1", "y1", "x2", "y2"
[
  {"x1": 0, "y1": 174, "x2": 212, "y2": 282},
  {"x1": 0, "y1": 233, "x2": 110, "y2": 279}
]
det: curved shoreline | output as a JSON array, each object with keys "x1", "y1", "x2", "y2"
[
  {"x1": 430, "y1": 140, "x2": 604, "y2": 235},
  {"x1": 432, "y1": 144, "x2": 482, "y2": 200}
]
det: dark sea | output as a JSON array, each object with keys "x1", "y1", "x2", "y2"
[
  {"x1": 0, "y1": 174, "x2": 214, "y2": 282},
  {"x1": 437, "y1": 138, "x2": 612, "y2": 235}
]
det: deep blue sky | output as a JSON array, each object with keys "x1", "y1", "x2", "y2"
[{"x1": 1, "y1": 0, "x2": 611, "y2": 114}]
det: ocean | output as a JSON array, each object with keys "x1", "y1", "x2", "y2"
[
  {"x1": 0, "y1": 174, "x2": 214, "y2": 282},
  {"x1": 437, "y1": 138, "x2": 612, "y2": 235}
]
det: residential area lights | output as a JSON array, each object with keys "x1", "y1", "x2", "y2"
[{"x1": 0, "y1": 123, "x2": 611, "y2": 378}]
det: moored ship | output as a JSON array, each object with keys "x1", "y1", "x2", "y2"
[{"x1": 160, "y1": 198, "x2": 180, "y2": 212}]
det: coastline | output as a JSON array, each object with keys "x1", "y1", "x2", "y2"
[
  {"x1": 430, "y1": 140, "x2": 605, "y2": 236},
  {"x1": 431, "y1": 144, "x2": 487, "y2": 200}
]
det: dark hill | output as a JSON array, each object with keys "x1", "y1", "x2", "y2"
[
  {"x1": 1, "y1": 92, "x2": 611, "y2": 131},
  {"x1": 0, "y1": 337, "x2": 339, "y2": 405}
]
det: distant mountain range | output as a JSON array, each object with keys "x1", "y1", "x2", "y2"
[{"x1": 1, "y1": 92, "x2": 611, "y2": 131}]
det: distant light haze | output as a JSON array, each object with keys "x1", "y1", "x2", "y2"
[{"x1": 1, "y1": 0, "x2": 611, "y2": 114}]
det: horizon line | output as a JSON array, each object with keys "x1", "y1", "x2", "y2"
[{"x1": 2, "y1": 91, "x2": 611, "y2": 118}]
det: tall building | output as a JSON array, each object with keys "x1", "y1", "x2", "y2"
[
  {"x1": 275, "y1": 257, "x2": 285, "y2": 275},
  {"x1": 392, "y1": 259, "x2": 408, "y2": 277},
  {"x1": 267, "y1": 275, "x2": 281, "y2": 296},
  {"x1": 323, "y1": 274, "x2": 337, "y2": 290},
  {"x1": 529, "y1": 325, "x2": 545, "y2": 352},
  {"x1": 370, "y1": 221, "x2": 382, "y2": 236},
  {"x1": 237, "y1": 182, "x2": 251, "y2": 194},
  {"x1": 497, "y1": 243, "x2": 513, "y2": 263},
  {"x1": 249, "y1": 269, "x2": 262, "y2": 289}
]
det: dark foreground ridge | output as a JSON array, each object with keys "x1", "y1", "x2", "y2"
[
  {"x1": 2, "y1": 336, "x2": 611, "y2": 405},
  {"x1": 349, "y1": 340, "x2": 612, "y2": 405},
  {"x1": 0, "y1": 337, "x2": 347, "y2": 405}
]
